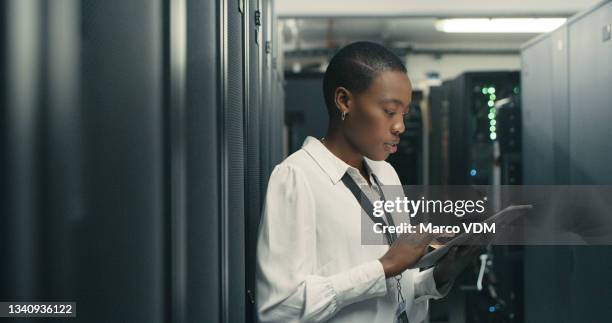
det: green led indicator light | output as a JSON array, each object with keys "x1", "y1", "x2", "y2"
[
  {"x1": 490, "y1": 94, "x2": 496, "y2": 100},
  {"x1": 482, "y1": 88, "x2": 488, "y2": 95},
  {"x1": 513, "y1": 87, "x2": 519, "y2": 94},
  {"x1": 490, "y1": 126, "x2": 496, "y2": 132},
  {"x1": 488, "y1": 113, "x2": 495, "y2": 120},
  {"x1": 490, "y1": 133, "x2": 497, "y2": 140},
  {"x1": 489, "y1": 108, "x2": 496, "y2": 114},
  {"x1": 490, "y1": 119, "x2": 497, "y2": 126},
  {"x1": 488, "y1": 101, "x2": 495, "y2": 107},
  {"x1": 488, "y1": 87, "x2": 496, "y2": 94}
]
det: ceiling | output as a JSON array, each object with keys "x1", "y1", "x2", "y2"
[
  {"x1": 276, "y1": 0, "x2": 601, "y2": 18},
  {"x1": 277, "y1": 0, "x2": 602, "y2": 71},
  {"x1": 282, "y1": 18, "x2": 538, "y2": 51}
]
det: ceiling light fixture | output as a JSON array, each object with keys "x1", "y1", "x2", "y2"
[{"x1": 435, "y1": 18, "x2": 566, "y2": 33}]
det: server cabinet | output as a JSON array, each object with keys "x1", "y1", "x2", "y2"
[
  {"x1": 0, "y1": 0, "x2": 246, "y2": 322},
  {"x1": 260, "y1": 0, "x2": 284, "y2": 189},
  {"x1": 429, "y1": 82, "x2": 453, "y2": 185},
  {"x1": 521, "y1": 39, "x2": 555, "y2": 185},
  {"x1": 2, "y1": 1, "x2": 168, "y2": 322},
  {"x1": 521, "y1": 26, "x2": 572, "y2": 186},
  {"x1": 272, "y1": 12, "x2": 286, "y2": 163},
  {"x1": 550, "y1": 27, "x2": 570, "y2": 185},
  {"x1": 496, "y1": 97, "x2": 522, "y2": 185},
  {"x1": 254, "y1": 2, "x2": 284, "y2": 320},
  {"x1": 521, "y1": 3, "x2": 612, "y2": 323},
  {"x1": 568, "y1": 0, "x2": 612, "y2": 185},
  {"x1": 1, "y1": 1, "x2": 282, "y2": 322},
  {"x1": 185, "y1": 0, "x2": 222, "y2": 322},
  {"x1": 428, "y1": 86, "x2": 444, "y2": 185},
  {"x1": 520, "y1": 31, "x2": 574, "y2": 321},
  {"x1": 566, "y1": 3, "x2": 612, "y2": 322},
  {"x1": 245, "y1": 0, "x2": 264, "y2": 321},
  {"x1": 221, "y1": 0, "x2": 247, "y2": 322},
  {"x1": 429, "y1": 72, "x2": 520, "y2": 185},
  {"x1": 387, "y1": 92, "x2": 424, "y2": 185},
  {"x1": 260, "y1": 0, "x2": 273, "y2": 190}
]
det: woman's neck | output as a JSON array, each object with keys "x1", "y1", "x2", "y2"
[{"x1": 321, "y1": 130, "x2": 368, "y2": 179}]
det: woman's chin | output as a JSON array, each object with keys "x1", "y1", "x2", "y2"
[{"x1": 366, "y1": 151, "x2": 389, "y2": 161}]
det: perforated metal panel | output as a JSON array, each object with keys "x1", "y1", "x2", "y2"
[
  {"x1": 184, "y1": 0, "x2": 221, "y2": 322},
  {"x1": 222, "y1": 0, "x2": 246, "y2": 322},
  {"x1": 245, "y1": 0, "x2": 262, "y2": 321},
  {"x1": 79, "y1": 1, "x2": 166, "y2": 322}
]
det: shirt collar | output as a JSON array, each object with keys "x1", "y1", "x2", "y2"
[{"x1": 301, "y1": 136, "x2": 385, "y2": 185}]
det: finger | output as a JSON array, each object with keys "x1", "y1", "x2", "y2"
[
  {"x1": 395, "y1": 232, "x2": 438, "y2": 247},
  {"x1": 430, "y1": 239, "x2": 444, "y2": 249}
]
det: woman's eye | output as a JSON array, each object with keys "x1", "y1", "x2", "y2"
[{"x1": 384, "y1": 109, "x2": 396, "y2": 116}]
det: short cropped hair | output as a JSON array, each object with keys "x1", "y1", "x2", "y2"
[{"x1": 322, "y1": 41, "x2": 407, "y2": 119}]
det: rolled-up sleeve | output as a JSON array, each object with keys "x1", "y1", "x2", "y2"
[
  {"x1": 413, "y1": 268, "x2": 452, "y2": 302},
  {"x1": 256, "y1": 164, "x2": 388, "y2": 323},
  {"x1": 408, "y1": 268, "x2": 454, "y2": 323}
]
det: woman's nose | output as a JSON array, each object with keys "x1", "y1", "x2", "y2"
[{"x1": 391, "y1": 118, "x2": 405, "y2": 135}]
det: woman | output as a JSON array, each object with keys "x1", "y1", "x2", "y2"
[{"x1": 256, "y1": 41, "x2": 478, "y2": 323}]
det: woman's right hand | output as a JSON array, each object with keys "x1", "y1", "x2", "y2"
[{"x1": 378, "y1": 232, "x2": 446, "y2": 278}]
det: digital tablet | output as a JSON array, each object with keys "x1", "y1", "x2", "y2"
[{"x1": 409, "y1": 204, "x2": 533, "y2": 269}]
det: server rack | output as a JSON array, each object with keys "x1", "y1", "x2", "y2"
[
  {"x1": 260, "y1": 0, "x2": 285, "y2": 185},
  {"x1": 496, "y1": 97, "x2": 522, "y2": 185},
  {"x1": 429, "y1": 71, "x2": 520, "y2": 185},
  {"x1": 428, "y1": 83, "x2": 453, "y2": 185},
  {"x1": 521, "y1": 34, "x2": 557, "y2": 185},
  {"x1": 567, "y1": 1, "x2": 612, "y2": 185},
  {"x1": 428, "y1": 72, "x2": 524, "y2": 323},
  {"x1": 387, "y1": 91, "x2": 424, "y2": 185},
  {"x1": 244, "y1": 0, "x2": 263, "y2": 321},
  {"x1": 1, "y1": 1, "x2": 284, "y2": 322},
  {"x1": 220, "y1": 0, "x2": 247, "y2": 322},
  {"x1": 521, "y1": 2, "x2": 612, "y2": 322},
  {"x1": 2, "y1": 1, "x2": 170, "y2": 322},
  {"x1": 185, "y1": 0, "x2": 223, "y2": 322}
]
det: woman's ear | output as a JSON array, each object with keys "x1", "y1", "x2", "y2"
[{"x1": 333, "y1": 86, "x2": 352, "y2": 116}]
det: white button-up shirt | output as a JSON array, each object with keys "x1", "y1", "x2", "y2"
[{"x1": 256, "y1": 136, "x2": 449, "y2": 323}]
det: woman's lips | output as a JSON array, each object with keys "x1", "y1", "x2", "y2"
[{"x1": 383, "y1": 142, "x2": 398, "y2": 153}]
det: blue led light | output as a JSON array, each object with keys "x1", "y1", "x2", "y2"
[
  {"x1": 489, "y1": 306, "x2": 496, "y2": 313},
  {"x1": 470, "y1": 169, "x2": 477, "y2": 177}
]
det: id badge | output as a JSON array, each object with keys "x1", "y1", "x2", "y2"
[{"x1": 394, "y1": 300, "x2": 410, "y2": 323}]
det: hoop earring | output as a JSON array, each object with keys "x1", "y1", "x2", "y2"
[{"x1": 341, "y1": 111, "x2": 347, "y2": 121}]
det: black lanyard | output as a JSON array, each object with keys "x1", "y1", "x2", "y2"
[{"x1": 341, "y1": 171, "x2": 397, "y2": 245}]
